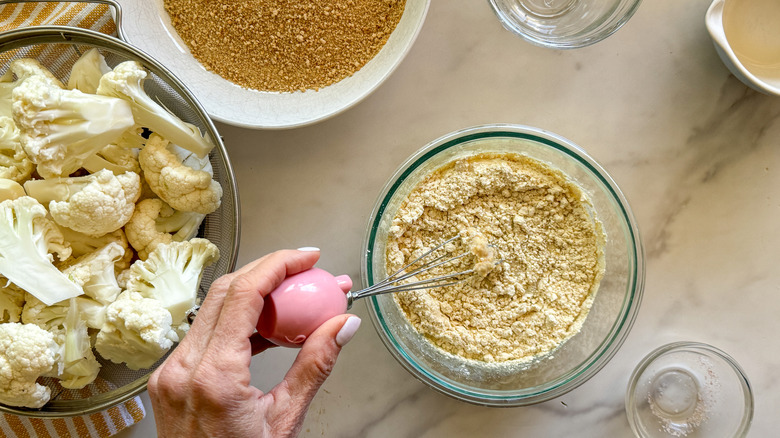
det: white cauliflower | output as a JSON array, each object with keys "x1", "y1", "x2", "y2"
[
  {"x1": 21, "y1": 296, "x2": 101, "y2": 389},
  {"x1": 61, "y1": 242, "x2": 124, "y2": 306},
  {"x1": 0, "y1": 196, "x2": 81, "y2": 306},
  {"x1": 12, "y1": 74, "x2": 135, "y2": 179},
  {"x1": 95, "y1": 291, "x2": 179, "y2": 370},
  {"x1": 139, "y1": 134, "x2": 222, "y2": 214},
  {"x1": 54, "y1": 299, "x2": 101, "y2": 389},
  {"x1": 21, "y1": 293, "x2": 68, "y2": 330},
  {"x1": 0, "y1": 322, "x2": 58, "y2": 408},
  {"x1": 67, "y1": 48, "x2": 111, "y2": 94},
  {"x1": 0, "y1": 278, "x2": 25, "y2": 323},
  {"x1": 1, "y1": 58, "x2": 64, "y2": 118},
  {"x1": 125, "y1": 238, "x2": 219, "y2": 336},
  {"x1": 82, "y1": 143, "x2": 140, "y2": 175},
  {"x1": 0, "y1": 56, "x2": 227, "y2": 407},
  {"x1": 24, "y1": 168, "x2": 141, "y2": 237},
  {"x1": 125, "y1": 198, "x2": 205, "y2": 260},
  {"x1": 0, "y1": 116, "x2": 34, "y2": 183},
  {"x1": 97, "y1": 61, "x2": 213, "y2": 158},
  {"x1": 59, "y1": 227, "x2": 133, "y2": 272},
  {"x1": 0, "y1": 178, "x2": 26, "y2": 202}
]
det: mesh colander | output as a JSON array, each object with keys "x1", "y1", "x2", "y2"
[{"x1": 0, "y1": 1, "x2": 240, "y2": 418}]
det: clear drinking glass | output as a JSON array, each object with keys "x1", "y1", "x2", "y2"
[{"x1": 488, "y1": 0, "x2": 642, "y2": 49}]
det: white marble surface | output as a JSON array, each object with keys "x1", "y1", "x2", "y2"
[{"x1": 117, "y1": 0, "x2": 779, "y2": 436}]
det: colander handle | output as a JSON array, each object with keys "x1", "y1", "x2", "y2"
[{"x1": 0, "y1": 0, "x2": 125, "y2": 41}]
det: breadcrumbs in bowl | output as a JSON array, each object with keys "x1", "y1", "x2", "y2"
[
  {"x1": 164, "y1": 0, "x2": 406, "y2": 92},
  {"x1": 362, "y1": 124, "x2": 644, "y2": 406},
  {"x1": 121, "y1": 0, "x2": 430, "y2": 128}
]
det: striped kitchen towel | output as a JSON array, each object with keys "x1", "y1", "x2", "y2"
[
  {"x1": 0, "y1": 5, "x2": 147, "y2": 438},
  {"x1": 0, "y1": 1, "x2": 117, "y2": 68},
  {"x1": 0, "y1": 1, "x2": 116, "y2": 35}
]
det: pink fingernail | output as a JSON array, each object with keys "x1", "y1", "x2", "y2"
[
  {"x1": 336, "y1": 316, "x2": 361, "y2": 347},
  {"x1": 297, "y1": 247, "x2": 320, "y2": 252}
]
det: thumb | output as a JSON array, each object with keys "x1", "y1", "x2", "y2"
[{"x1": 280, "y1": 314, "x2": 361, "y2": 406}]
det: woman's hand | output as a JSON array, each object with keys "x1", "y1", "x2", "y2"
[{"x1": 148, "y1": 249, "x2": 361, "y2": 437}]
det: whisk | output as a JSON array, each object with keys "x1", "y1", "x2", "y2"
[{"x1": 255, "y1": 234, "x2": 497, "y2": 347}]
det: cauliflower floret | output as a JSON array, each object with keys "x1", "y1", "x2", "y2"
[
  {"x1": 12, "y1": 74, "x2": 135, "y2": 179},
  {"x1": 139, "y1": 134, "x2": 222, "y2": 214},
  {"x1": 125, "y1": 198, "x2": 173, "y2": 260},
  {"x1": 61, "y1": 242, "x2": 125, "y2": 305},
  {"x1": 67, "y1": 48, "x2": 111, "y2": 94},
  {"x1": 1, "y1": 58, "x2": 64, "y2": 118},
  {"x1": 24, "y1": 168, "x2": 141, "y2": 237},
  {"x1": 0, "y1": 178, "x2": 26, "y2": 202},
  {"x1": 21, "y1": 293, "x2": 67, "y2": 330},
  {"x1": 21, "y1": 296, "x2": 101, "y2": 389},
  {"x1": 0, "y1": 322, "x2": 58, "y2": 408},
  {"x1": 82, "y1": 143, "x2": 140, "y2": 175},
  {"x1": 97, "y1": 61, "x2": 213, "y2": 158},
  {"x1": 118, "y1": 127, "x2": 147, "y2": 149},
  {"x1": 52, "y1": 241, "x2": 125, "y2": 331},
  {"x1": 23, "y1": 291, "x2": 105, "y2": 333},
  {"x1": 126, "y1": 238, "x2": 219, "y2": 337},
  {"x1": 0, "y1": 278, "x2": 25, "y2": 323},
  {"x1": 125, "y1": 198, "x2": 205, "y2": 260},
  {"x1": 0, "y1": 196, "x2": 81, "y2": 306},
  {"x1": 54, "y1": 299, "x2": 100, "y2": 389},
  {"x1": 0, "y1": 116, "x2": 33, "y2": 183},
  {"x1": 59, "y1": 226, "x2": 134, "y2": 272},
  {"x1": 95, "y1": 291, "x2": 178, "y2": 370}
]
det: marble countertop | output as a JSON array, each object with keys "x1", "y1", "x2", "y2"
[{"x1": 118, "y1": 0, "x2": 779, "y2": 436}]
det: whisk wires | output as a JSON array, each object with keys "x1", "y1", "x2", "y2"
[{"x1": 351, "y1": 235, "x2": 478, "y2": 304}]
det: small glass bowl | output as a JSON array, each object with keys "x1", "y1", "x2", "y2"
[
  {"x1": 488, "y1": 0, "x2": 643, "y2": 49},
  {"x1": 361, "y1": 124, "x2": 644, "y2": 406},
  {"x1": 626, "y1": 342, "x2": 754, "y2": 437}
]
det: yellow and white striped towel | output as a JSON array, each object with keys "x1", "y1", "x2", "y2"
[
  {"x1": 0, "y1": 5, "x2": 147, "y2": 437},
  {"x1": 0, "y1": 1, "x2": 117, "y2": 68},
  {"x1": 0, "y1": 1, "x2": 115, "y2": 35}
]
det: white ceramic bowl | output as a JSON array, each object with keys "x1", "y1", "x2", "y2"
[
  {"x1": 120, "y1": 0, "x2": 430, "y2": 129},
  {"x1": 705, "y1": 0, "x2": 780, "y2": 96}
]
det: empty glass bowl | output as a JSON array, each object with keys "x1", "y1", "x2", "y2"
[
  {"x1": 488, "y1": 0, "x2": 643, "y2": 49},
  {"x1": 361, "y1": 124, "x2": 644, "y2": 406}
]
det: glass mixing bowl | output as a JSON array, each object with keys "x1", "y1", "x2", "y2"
[
  {"x1": 361, "y1": 124, "x2": 644, "y2": 406},
  {"x1": 488, "y1": 0, "x2": 642, "y2": 49}
]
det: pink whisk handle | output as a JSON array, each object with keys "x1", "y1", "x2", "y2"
[{"x1": 256, "y1": 268, "x2": 352, "y2": 348}]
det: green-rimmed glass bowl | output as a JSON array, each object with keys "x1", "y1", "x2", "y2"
[{"x1": 361, "y1": 124, "x2": 644, "y2": 406}]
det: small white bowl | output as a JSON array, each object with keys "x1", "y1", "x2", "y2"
[
  {"x1": 705, "y1": 0, "x2": 780, "y2": 96},
  {"x1": 121, "y1": 0, "x2": 430, "y2": 129}
]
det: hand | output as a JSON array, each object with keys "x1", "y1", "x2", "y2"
[{"x1": 148, "y1": 249, "x2": 361, "y2": 437}]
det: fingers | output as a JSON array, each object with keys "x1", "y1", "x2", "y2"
[
  {"x1": 172, "y1": 249, "x2": 320, "y2": 368},
  {"x1": 278, "y1": 314, "x2": 361, "y2": 407},
  {"x1": 172, "y1": 252, "x2": 276, "y2": 359},
  {"x1": 188, "y1": 253, "x2": 274, "y2": 337},
  {"x1": 207, "y1": 249, "x2": 321, "y2": 355}
]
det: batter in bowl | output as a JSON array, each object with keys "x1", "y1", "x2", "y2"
[{"x1": 385, "y1": 153, "x2": 605, "y2": 364}]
